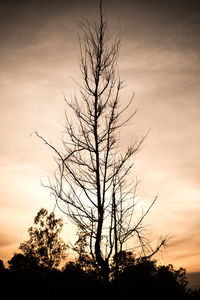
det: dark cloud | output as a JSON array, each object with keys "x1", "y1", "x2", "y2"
[
  {"x1": 1, "y1": 0, "x2": 200, "y2": 38},
  {"x1": 114, "y1": 0, "x2": 200, "y2": 52},
  {"x1": 1, "y1": 0, "x2": 199, "y2": 73}
]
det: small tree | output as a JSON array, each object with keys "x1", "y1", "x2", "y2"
[
  {"x1": 8, "y1": 253, "x2": 38, "y2": 272},
  {"x1": 73, "y1": 227, "x2": 98, "y2": 274},
  {"x1": 19, "y1": 208, "x2": 68, "y2": 269}
]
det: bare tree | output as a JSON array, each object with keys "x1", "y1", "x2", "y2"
[{"x1": 36, "y1": 1, "x2": 166, "y2": 282}]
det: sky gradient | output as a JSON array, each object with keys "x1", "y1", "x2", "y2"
[{"x1": 0, "y1": 0, "x2": 200, "y2": 287}]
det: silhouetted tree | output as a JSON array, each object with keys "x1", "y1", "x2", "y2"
[
  {"x1": 72, "y1": 226, "x2": 99, "y2": 275},
  {"x1": 19, "y1": 208, "x2": 68, "y2": 269},
  {"x1": 0, "y1": 259, "x2": 5, "y2": 270},
  {"x1": 36, "y1": 0, "x2": 166, "y2": 282},
  {"x1": 8, "y1": 253, "x2": 39, "y2": 272},
  {"x1": 113, "y1": 257, "x2": 190, "y2": 300},
  {"x1": 111, "y1": 250, "x2": 135, "y2": 276},
  {"x1": 155, "y1": 264, "x2": 189, "y2": 298},
  {"x1": 4, "y1": 250, "x2": 200, "y2": 300}
]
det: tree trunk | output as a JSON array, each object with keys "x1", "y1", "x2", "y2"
[{"x1": 113, "y1": 190, "x2": 119, "y2": 279}]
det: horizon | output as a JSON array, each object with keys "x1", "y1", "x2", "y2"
[{"x1": 0, "y1": 0, "x2": 200, "y2": 290}]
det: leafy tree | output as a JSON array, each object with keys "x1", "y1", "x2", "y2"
[
  {"x1": 8, "y1": 253, "x2": 38, "y2": 272},
  {"x1": 111, "y1": 250, "x2": 135, "y2": 275},
  {"x1": 72, "y1": 227, "x2": 98, "y2": 274},
  {"x1": 19, "y1": 208, "x2": 68, "y2": 269},
  {"x1": 113, "y1": 256, "x2": 190, "y2": 299},
  {"x1": 156, "y1": 264, "x2": 188, "y2": 297}
]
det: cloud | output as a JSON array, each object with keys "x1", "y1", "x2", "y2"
[
  {"x1": 0, "y1": 233, "x2": 17, "y2": 247},
  {"x1": 164, "y1": 220, "x2": 200, "y2": 270}
]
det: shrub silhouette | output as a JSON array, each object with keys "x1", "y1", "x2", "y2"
[
  {"x1": 112, "y1": 258, "x2": 191, "y2": 300},
  {"x1": 1, "y1": 252, "x2": 200, "y2": 300},
  {"x1": 8, "y1": 253, "x2": 39, "y2": 272}
]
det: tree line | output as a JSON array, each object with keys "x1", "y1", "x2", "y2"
[{"x1": 0, "y1": 208, "x2": 199, "y2": 300}]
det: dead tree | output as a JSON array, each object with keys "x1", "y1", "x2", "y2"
[{"x1": 36, "y1": 1, "x2": 166, "y2": 283}]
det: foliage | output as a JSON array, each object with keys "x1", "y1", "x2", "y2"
[
  {"x1": 72, "y1": 227, "x2": 99, "y2": 275},
  {"x1": 111, "y1": 250, "x2": 135, "y2": 276},
  {"x1": 8, "y1": 253, "x2": 39, "y2": 272},
  {"x1": 1, "y1": 250, "x2": 200, "y2": 300},
  {"x1": 113, "y1": 257, "x2": 190, "y2": 299},
  {"x1": 19, "y1": 208, "x2": 68, "y2": 269}
]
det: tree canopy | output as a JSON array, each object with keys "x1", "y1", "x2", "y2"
[{"x1": 18, "y1": 208, "x2": 68, "y2": 269}]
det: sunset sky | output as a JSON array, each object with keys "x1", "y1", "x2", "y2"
[{"x1": 0, "y1": 0, "x2": 200, "y2": 286}]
